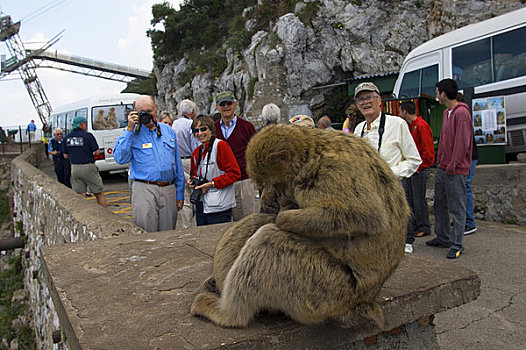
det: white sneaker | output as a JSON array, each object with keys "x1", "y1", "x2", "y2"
[{"x1": 405, "y1": 243, "x2": 414, "y2": 253}]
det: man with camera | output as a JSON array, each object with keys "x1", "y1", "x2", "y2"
[{"x1": 113, "y1": 95, "x2": 185, "y2": 232}]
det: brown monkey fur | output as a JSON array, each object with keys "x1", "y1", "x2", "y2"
[{"x1": 191, "y1": 124, "x2": 410, "y2": 328}]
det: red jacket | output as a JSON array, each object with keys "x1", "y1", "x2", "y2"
[
  {"x1": 190, "y1": 139, "x2": 241, "y2": 189},
  {"x1": 437, "y1": 102, "x2": 473, "y2": 175},
  {"x1": 214, "y1": 117, "x2": 256, "y2": 180},
  {"x1": 409, "y1": 116, "x2": 435, "y2": 172}
]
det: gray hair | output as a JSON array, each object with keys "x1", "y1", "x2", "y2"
[
  {"x1": 54, "y1": 128, "x2": 63, "y2": 135},
  {"x1": 179, "y1": 99, "x2": 196, "y2": 116},
  {"x1": 261, "y1": 103, "x2": 280, "y2": 124}
]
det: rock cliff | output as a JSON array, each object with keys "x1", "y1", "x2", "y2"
[{"x1": 154, "y1": 0, "x2": 525, "y2": 124}]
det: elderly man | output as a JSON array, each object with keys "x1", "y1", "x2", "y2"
[
  {"x1": 213, "y1": 91, "x2": 256, "y2": 221},
  {"x1": 63, "y1": 116, "x2": 107, "y2": 208},
  {"x1": 172, "y1": 99, "x2": 201, "y2": 229},
  {"x1": 353, "y1": 82, "x2": 421, "y2": 253},
  {"x1": 113, "y1": 95, "x2": 185, "y2": 232},
  {"x1": 48, "y1": 128, "x2": 71, "y2": 188}
]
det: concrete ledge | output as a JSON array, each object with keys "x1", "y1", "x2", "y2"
[{"x1": 42, "y1": 223, "x2": 480, "y2": 349}]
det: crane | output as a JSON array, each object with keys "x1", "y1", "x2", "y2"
[{"x1": 0, "y1": 14, "x2": 54, "y2": 127}]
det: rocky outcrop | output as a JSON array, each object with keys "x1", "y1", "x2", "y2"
[{"x1": 155, "y1": 0, "x2": 525, "y2": 125}]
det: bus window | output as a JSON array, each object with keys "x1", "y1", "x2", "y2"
[
  {"x1": 399, "y1": 70, "x2": 420, "y2": 97},
  {"x1": 420, "y1": 65, "x2": 438, "y2": 96},
  {"x1": 65, "y1": 111, "x2": 75, "y2": 134},
  {"x1": 399, "y1": 64, "x2": 438, "y2": 97},
  {"x1": 91, "y1": 104, "x2": 133, "y2": 130},
  {"x1": 494, "y1": 27, "x2": 526, "y2": 82},
  {"x1": 76, "y1": 108, "x2": 88, "y2": 118},
  {"x1": 452, "y1": 38, "x2": 492, "y2": 89},
  {"x1": 57, "y1": 113, "x2": 66, "y2": 131}
]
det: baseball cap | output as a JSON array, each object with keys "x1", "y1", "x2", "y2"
[
  {"x1": 354, "y1": 82, "x2": 380, "y2": 98},
  {"x1": 216, "y1": 91, "x2": 236, "y2": 105},
  {"x1": 72, "y1": 116, "x2": 87, "y2": 129}
]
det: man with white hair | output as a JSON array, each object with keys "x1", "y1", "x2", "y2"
[
  {"x1": 260, "y1": 103, "x2": 281, "y2": 127},
  {"x1": 173, "y1": 99, "x2": 201, "y2": 229}
]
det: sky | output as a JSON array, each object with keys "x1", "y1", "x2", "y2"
[{"x1": 0, "y1": 0, "x2": 183, "y2": 129}]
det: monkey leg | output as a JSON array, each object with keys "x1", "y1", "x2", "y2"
[
  {"x1": 192, "y1": 223, "x2": 358, "y2": 327},
  {"x1": 211, "y1": 213, "x2": 276, "y2": 292}
]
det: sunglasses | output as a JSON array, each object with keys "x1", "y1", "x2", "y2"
[
  {"x1": 192, "y1": 126, "x2": 208, "y2": 134},
  {"x1": 219, "y1": 101, "x2": 233, "y2": 107}
]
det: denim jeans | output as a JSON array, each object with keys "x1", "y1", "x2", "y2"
[
  {"x1": 195, "y1": 201, "x2": 232, "y2": 226},
  {"x1": 433, "y1": 168, "x2": 467, "y2": 250},
  {"x1": 403, "y1": 169, "x2": 431, "y2": 242},
  {"x1": 465, "y1": 160, "x2": 477, "y2": 228}
]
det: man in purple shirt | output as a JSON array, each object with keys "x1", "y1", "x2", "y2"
[{"x1": 426, "y1": 79, "x2": 473, "y2": 259}]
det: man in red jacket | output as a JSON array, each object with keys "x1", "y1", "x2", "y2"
[
  {"x1": 426, "y1": 79, "x2": 473, "y2": 259},
  {"x1": 400, "y1": 100, "x2": 435, "y2": 241},
  {"x1": 214, "y1": 91, "x2": 257, "y2": 221}
]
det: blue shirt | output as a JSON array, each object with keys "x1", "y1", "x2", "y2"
[
  {"x1": 63, "y1": 129, "x2": 99, "y2": 164},
  {"x1": 172, "y1": 116, "x2": 200, "y2": 157},
  {"x1": 220, "y1": 115, "x2": 237, "y2": 139},
  {"x1": 113, "y1": 122, "x2": 185, "y2": 200},
  {"x1": 48, "y1": 138, "x2": 67, "y2": 162},
  {"x1": 27, "y1": 122, "x2": 37, "y2": 132}
]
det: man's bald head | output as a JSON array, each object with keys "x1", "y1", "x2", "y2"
[{"x1": 135, "y1": 95, "x2": 158, "y2": 119}]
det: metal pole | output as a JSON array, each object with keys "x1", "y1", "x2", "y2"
[
  {"x1": 0, "y1": 237, "x2": 24, "y2": 251},
  {"x1": 18, "y1": 125, "x2": 23, "y2": 153}
]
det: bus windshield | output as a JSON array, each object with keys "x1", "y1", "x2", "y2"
[{"x1": 92, "y1": 104, "x2": 133, "y2": 130}]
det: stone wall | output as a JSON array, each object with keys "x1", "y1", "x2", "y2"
[
  {"x1": 9, "y1": 146, "x2": 144, "y2": 349},
  {"x1": 426, "y1": 164, "x2": 526, "y2": 225},
  {"x1": 4, "y1": 146, "x2": 526, "y2": 348}
]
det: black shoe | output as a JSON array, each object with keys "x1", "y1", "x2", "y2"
[
  {"x1": 415, "y1": 231, "x2": 430, "y2": 238},
  {"x1": 447, "y1": 247, "x2": 464, "y2": 259},
  {"x1": 426, "y1": 238, "x2": 450, "y2": 248},
  {"x1": 464, "y1": 226, "x2": 477, "y2": 235}
]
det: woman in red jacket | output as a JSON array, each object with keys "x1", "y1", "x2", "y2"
[{"x1": 188, "y1": 115, "x2": 241, "y2": 226}]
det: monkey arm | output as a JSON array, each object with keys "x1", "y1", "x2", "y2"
[
  {"x1": 259, "y1": 186, "x2": 298, "y2": 215},
  {"x1": 275, "y1": 196, "x2": 388, "y2": 239}
]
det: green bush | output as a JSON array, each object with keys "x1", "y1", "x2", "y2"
[
  {"x1": 122, "y1": 73, "x2": 157, "y2": 96},
  {"x1": 0, "y1": 253, "x2": 36, "y2": 348},
  {"x1": 296, "y1": 1, "x2": 321, "y2": 27}
]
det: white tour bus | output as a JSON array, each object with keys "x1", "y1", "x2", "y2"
[
  {"x1": 49, "y1": 93, "x2": 138, "y2": 173},
  {"x1": 393, "y1": 7, "x2": 526, "y2": 158}
]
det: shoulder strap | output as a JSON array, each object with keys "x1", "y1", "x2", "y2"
[
  {"x1": 377, "y1": 112, "x2": 386, "y2": 152},
  {"x1": 360, "y1": 112, "x2": 386, "y2": 152}
]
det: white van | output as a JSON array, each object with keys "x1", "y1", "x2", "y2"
[
  {"x1": 49, "y1": 94, "x2": 138, "y2": 173},
  {"x1": 393, "y1": 7, "x2": 526, "y2": 158}
]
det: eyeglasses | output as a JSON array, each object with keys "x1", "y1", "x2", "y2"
[
  {"x1": 192, "y1": 126, "x2": 208, "y2": 134},
  {"x1": 356, "y1": 95, "x2": 378, "y2": 103},
  {"x1": 219, "y1": 101, "x2": 233, "y2": 107}
]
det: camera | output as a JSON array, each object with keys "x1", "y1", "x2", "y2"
[
  {"x1": 137, "y1": 110, "x2": 153, "y2": 125},
  {"x1": 189, "y1": 176, "x2": 208, "y2": 204}
]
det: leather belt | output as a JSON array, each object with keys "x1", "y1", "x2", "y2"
[
  {"x1": 135, "y1": 179, "x2": 174, "y2": 187},
  {"x1": 181, "y1": 156, "x2": 192, "y2": 159}
]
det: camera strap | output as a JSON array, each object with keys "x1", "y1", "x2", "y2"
[
  {"x1": 195, "y1": 137, "x2": 215, "y2": 180},
  {"x1": 360, "y1": 111, "x2": 386, "y2": 152}
]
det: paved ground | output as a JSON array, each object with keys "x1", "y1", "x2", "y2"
[
  {"x1": 413, "y1": 220, "x2": 526, "y2": 350},
  {"x1": 37, "y1": 157, "x2": 526, "y2": 349}
]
